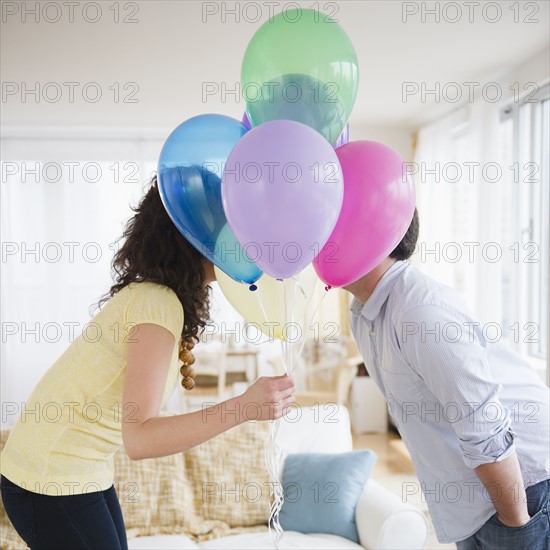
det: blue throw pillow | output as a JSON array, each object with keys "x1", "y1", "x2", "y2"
[{"x1": 278, "y1": 450, "x2": 377, "y2": 542}]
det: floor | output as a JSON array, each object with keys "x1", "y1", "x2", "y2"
[
  {"x1": 353, "y1": 431, "x2": 457, "y2": 550},
  {"x1": 352, "y1": 430, "x2": 414, "y2": 475}
]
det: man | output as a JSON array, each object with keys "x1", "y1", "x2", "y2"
[{"x1": 345, "y1": 209, "x2": 549, "y2": 549}]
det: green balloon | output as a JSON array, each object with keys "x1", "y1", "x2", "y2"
[{"x1": 241, "y1": 8, "x2": 359, "y2": 145}]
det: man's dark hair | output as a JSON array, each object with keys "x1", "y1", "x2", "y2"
[{"x1": 389, "y1": 207, "x2": 419, "y2": 261}]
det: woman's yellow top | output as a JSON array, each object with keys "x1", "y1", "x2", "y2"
[{"x1": 0, "y1": 281, "x2": 183, "y2": 495}]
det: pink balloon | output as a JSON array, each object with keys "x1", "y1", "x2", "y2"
[
  {"x1": 314, "y1": 141, "x2": 415, "y2": 287},
  {"x1": 222, "y1": 120, "x2": 344, "y2": 279}
]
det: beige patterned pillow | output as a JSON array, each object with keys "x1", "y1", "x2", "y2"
[
  {"x1": 114, "y1": 418, "x2": 272, "y2": 541},
  {"x1": 113, "y1": 446, "x2": 194, "y2": 539},
  {"x1": 184, "y1": 420, "x2": 271, "y2": 529}
]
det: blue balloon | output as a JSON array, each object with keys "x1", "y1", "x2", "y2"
[{"x1": 158, "y1": 114, "x2": 262, "y2": 284}]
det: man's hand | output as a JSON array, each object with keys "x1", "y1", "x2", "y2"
[
  {"x1": 475, "y1": 451, "x2": 530, "y2": 527},
  {"x1": 497, "y1": 513, "x2": 530, "y2": 528}
]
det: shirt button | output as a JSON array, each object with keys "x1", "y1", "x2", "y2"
[{"x1": 370, "y1": 330, "x2": 376, "y2": 336}]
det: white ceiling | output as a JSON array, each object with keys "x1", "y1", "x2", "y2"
[{"x1": 2, "y1": 0, "x2": 549, "y2": 130}]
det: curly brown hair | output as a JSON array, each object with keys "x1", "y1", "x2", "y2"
[{"x1": 97, "y1": 175, "x2": 211, "y2": 343}]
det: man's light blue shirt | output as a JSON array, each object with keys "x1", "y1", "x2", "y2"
[{"x1": 350, "y1": 260, "x2": 550, "y2": 543}]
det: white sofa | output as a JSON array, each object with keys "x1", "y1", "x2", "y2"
[{"x1": 128, "y1": 406, "x2": 428, "y2": 550}]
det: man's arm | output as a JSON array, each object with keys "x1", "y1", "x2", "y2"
[
  {"x1": 398, "y1": 304, "x2": 529, "y2": 523},
  {"x1": 475, "y1": 452, "x2": 530, "y2": 527}
]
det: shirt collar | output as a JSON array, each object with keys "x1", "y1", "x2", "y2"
[{"x1": 350, "y1": 260, "x2": 409, "y2": 321}]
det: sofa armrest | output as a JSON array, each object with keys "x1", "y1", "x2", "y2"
[{"x1": 355, "y1": 479, "x2": 428, "y2": 550}]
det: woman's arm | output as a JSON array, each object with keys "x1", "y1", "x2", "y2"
[{"x1": 121, "y1": 323, "x2": 295, "y2": 460}]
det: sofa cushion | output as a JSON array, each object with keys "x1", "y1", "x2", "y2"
[
  {"x1": 114, "y1": 445, "x2": 196, "y2": 539},
  {"x1": 128, "y1": 534, "x2": 199, "y2": 549},
  {"x1": 279, "y1": 450, "x2": 376, "y2": 543},
  {"x1": 184, "y1": 420, "x2": 271, "y2": 529},
  {"x1": 198, "y1": 530, "x2": 364, "y2": 549},
  {"x1": 129, "y1": 531, "x2": 365, "y2": 549},
  {"x1": 277, "y1": 405, "x2": 353, "y2": 460},
  {"x1": 115, "y1": 419, "x2": 270, "y2": 542}
]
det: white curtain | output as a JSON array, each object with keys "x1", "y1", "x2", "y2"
[
  {"x1": 1, "y1": 136, "x2": 153, "y2": 423},
  {"x1": 413, "y1": 82, "x2": 548, "y2": 377},
  {"x1": 413, "y1": 104, "x2": 486, "y2": 315}
]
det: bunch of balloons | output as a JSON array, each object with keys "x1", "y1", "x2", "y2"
[{"x1": 158, "y1": 8, "x2": 416, "y2": 342}]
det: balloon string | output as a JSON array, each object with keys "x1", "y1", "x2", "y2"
[
  {"x1": 289, "y1": 277, "x2": 297, "y2": 374},
  {"x1": 291, "y1": 275, "x2": 307, "y2": 299},
  {"x1": 252, "y1": 289, "x2": 284, "y2": 550},
  {"x1": 267, "y1": 275, "x2": 318, "y2": 549},
  {"x1": 265, "y1": 418, "x2": 284, "y2": 549},
  {"x1": 293, "y1": 285, "x2": 330, "y2": 366},
  {"x1": 267, "y1": 276, "x2": 298, "y2": 550},
  {"x1": 281, "y1": 279, "x2": 289, "y2": 374},
  {"x1": 255, "y1": 282, "x2": 275, "y2": 346}
]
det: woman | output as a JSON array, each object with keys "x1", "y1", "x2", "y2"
[{"x1": 0, "y1": 176, "x2": 296, "y2": 549}]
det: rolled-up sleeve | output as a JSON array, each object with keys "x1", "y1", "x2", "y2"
[{"x1": 397, "y1": 303, "x2": 516, "y2": 469}]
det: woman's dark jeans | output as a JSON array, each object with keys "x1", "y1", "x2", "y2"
[{"x1": 1, "y1": 474, "x2": 128, "y2": 549}]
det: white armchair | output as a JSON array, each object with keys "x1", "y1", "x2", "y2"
[
  {"x1": 276, "y1": 405, "x2": 429, "y2": 549},
  {"x1": 356, "y1": 480, "x2": 429, "y2": 549}
]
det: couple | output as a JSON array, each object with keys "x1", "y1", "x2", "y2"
[{"x1": 1, "y1": 177, "x2": 548, "y2": 549}]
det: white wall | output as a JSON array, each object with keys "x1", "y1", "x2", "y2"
[
  {"x1": 2, "y1": 1, "x2": 549, "y2": 129},
  {"x1": 350, "y1": 124, "x2": 415, "y2": 161}
]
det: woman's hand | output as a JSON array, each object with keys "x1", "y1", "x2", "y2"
[
  {"x1": 239, "y1": 374, "x2": 296, "y2": 421},
  {"x1": 122, "y1": 325, "x2": 296, "y2": 460}
]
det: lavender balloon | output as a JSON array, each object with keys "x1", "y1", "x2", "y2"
[
  {"x1": 241, "y1": 112, "x2": 252, "y2": 130},
  {"x1": 335, "y1": 123, "x2": 350, "y2": 148},
  {"x1": 221, "y1": 120, "x2": 344, "y2": 279}
]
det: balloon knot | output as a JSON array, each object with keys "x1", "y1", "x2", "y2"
[
  {"x1": 325, "y1": 285, "x2": 332, "y2": 291},
  {"x1": 249, "y1": 284, "x2": 257, "y2": 291}
]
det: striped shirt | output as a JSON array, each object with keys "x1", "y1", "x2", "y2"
[{"x1": 350, "y1": 260, "x2": 550, "y2": 543}]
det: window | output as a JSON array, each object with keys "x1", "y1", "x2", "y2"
[
  {"x1": 415, "y1": 81, "x2": 549, "y2": 380},
  {"x1": 0, "y1": 134, "x2": 162, "y2": 413},
  {"x1": 500, "y1": 83, "x2": 549, "y2": 362}
]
